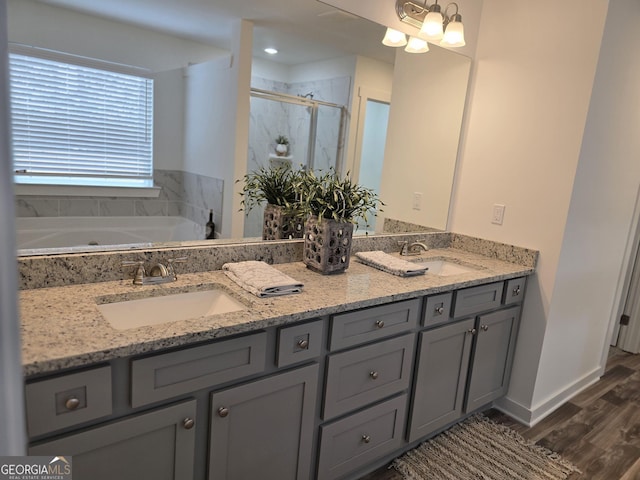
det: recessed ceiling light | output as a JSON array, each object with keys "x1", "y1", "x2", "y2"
[{"x1": 264, "y1": 48, "x2": 278, "y2": 55}]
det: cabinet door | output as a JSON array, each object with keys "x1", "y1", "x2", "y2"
[
  {"x1": 465, "y1": 306, "x2": 521, "y2": 412},
  {"x1": 28, "y1": 400, "x2": 197, "y2": 480},
  {"x1": 208, "y1": 364, "x2": 319, "y2": 480},
  {"x1": 408, "y1": 318, "x2": 475, "y2": 442}
]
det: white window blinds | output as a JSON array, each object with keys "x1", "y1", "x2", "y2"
[{"x1": 9, "y1": 47, "x2": 154, "y2": 188}]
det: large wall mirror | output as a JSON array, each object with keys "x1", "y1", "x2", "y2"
[{"x1": 8, "y1": 0, "x2": 471, "y2": 256}]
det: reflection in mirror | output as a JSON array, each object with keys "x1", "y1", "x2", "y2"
[{"x1": 7, "y1": 0, "x2": 470, "y2": 256}]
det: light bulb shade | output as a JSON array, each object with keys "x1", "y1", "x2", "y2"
[
  {"x1": 404, "y1": 36, "x2": 429, "y2": 54},
  {"x1": 382, "y1": 27, "x2": 407, "y2": 47},
  {"x1": 441, "y1": 19, "x2": 465, "y2": 47},
  {"x1": 419, "y1": 10, "x2": 444, "y2": 40}
]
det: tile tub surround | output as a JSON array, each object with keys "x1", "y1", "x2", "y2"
[
  {"x1": 17, "y1": 232, "x2": 537, "y2": 290},
  {"x1": 19, "y1": 241, "x2": 536, "y2": 377}
]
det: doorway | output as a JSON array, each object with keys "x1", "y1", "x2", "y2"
[
  {"x1": 612, "y1": 185, "x2": 640, "y2": 353},
  {"x1": 351, "y1": 87, "x2": 392, "y2": 233}
]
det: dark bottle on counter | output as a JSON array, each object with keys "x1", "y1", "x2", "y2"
[{"x1": 205, "y1": 209, "x2": 216, "y2": 239}]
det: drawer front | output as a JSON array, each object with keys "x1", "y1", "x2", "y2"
[
  {"x1": 131, "y1": 332, "x2": 267, "y2": 408},
  {"x1": 329, "y1": 299, "x2": 420, "y2": 351},
  {"x1": 25, "y1": 366, "x2": 112, "y2": 438},
  {"x1": 504, "y1": 277, "x2": 526, "y2": 305},
  {"x1": 276, "y1": 319, "x2": 325, "y2": 368},
  {"x1": 423, "y1": 292, "x2": 453, "y2": 327},
  {"x1": 452, "y1": 282, "x2": 504, "y2": 319},
  {"x1": 323, "y1": 334, "x2": 414, "y2": 420},
  {"x1": 317, "y1": 394, "x2": 408, "y2": 480}
]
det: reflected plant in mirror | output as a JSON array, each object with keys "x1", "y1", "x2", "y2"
[{"x1": 237, "y1": 165, "x2": 304, "y2": 240}]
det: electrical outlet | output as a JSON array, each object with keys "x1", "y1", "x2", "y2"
[
  {"x1": 412, "y1": 192, "x2": 423, "y2": 210},
  {"x1": 492, "y1": 204, "x2": 506, "y2": 225}
]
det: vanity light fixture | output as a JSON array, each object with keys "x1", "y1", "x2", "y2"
[
  {"x1": 382, "y1": 0, "x2": 466, "y2": 53},
  {"x1": 382, "y1": 27, "x2": 408, "y2": 47},
  {"x1": 404, "y1": 36, "x2": 429, "y2": 53}
]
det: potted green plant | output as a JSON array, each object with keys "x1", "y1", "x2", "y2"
[
  {"x1": 274, "y1": 135, "x2": 290, "y2": 157},
  {"x1": 297, "y1": 168, "x2": 383, "y2": 274},
  {"x1": 238, "y1": 165, "x2": 304, "y2": 240}
]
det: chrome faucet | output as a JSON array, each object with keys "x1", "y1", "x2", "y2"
[
  {"x1": 398, "y1": 241, "x2": 429, "y2": 256},
  {"x1": 122, "y1": 257, "x2": 187, "y2": 285}
]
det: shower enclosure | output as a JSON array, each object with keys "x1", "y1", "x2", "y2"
[{"x1": 244, "y1": 88, "x2": 347, "y2": 238}]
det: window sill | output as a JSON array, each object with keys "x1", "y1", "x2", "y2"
[{"x1": 14, "y1": 184, "x2": 162, "y2": 198}]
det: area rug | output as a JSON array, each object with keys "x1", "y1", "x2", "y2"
[{"x1": 392, "y1": 414, "x2": 580, "y2": 480}]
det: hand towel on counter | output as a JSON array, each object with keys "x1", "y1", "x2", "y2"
[
  {"x1": 355, "y1": 251, "x2": 428, "y2": 277},
  {"x1": 222, "y1": 260, "x2": 304, "y2": 298}
]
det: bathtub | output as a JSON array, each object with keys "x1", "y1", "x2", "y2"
[{"x1": 16, "y1": 216, "x2": 206, "y2": 252}]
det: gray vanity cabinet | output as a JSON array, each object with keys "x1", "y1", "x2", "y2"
[
  {"x1": 208, "y1": 363, "x2": 319, "y2": 480},
  {"x1": 28, "y1": 399, "x2": 197, "y2": 480},
  {"x1": 465, "y1": 305, "x2": 521, "y2": 412},
  {"x1": 407, "y1": 318, "x2": 475, "y2": 442}
]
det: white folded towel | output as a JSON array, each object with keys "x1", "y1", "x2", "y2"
[
  {"x1": 222, "y1": 261, "x2": 304, "y2": 298},
  {"x1": 355, "y1": 251, "x2": 428, "y2": 277}
]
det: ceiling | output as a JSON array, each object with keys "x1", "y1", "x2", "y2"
[{"x1": 37, "y1": 0, "x2": 395, "y2": 65}]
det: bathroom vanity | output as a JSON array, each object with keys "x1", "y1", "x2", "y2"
[{"x1": 18, "y1": 235, "x2": 536, "y2": 480}]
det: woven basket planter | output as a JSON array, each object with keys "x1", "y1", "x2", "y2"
[
  {"x1": 263, "y1": 204, "x2": 304, "y2": 240},
  {"x1": 303, "y1": 216, "x2": 354, "y2": 274}
]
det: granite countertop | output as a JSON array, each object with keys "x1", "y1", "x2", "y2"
[{"x1": 19, "y1": 247, "x2": 535, "y2": 377}]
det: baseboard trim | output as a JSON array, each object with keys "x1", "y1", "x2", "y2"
[{"x1": 494, "y1": 366, "x2": 603, "y2": 427}]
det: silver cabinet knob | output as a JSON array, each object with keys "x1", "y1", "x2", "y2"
[
  {"x1": 481, "y1": 325, "x2": 489, "y2": 331},
  {"x1": 218, "y1": 406, "x2": 229, "y2": 418},
  {"x1": 435, "y1": 306, "x2": 445, "y2": 315},
  {"x1": 297, "y1": 339, "x2": 309, "y2": 349},
  {"x1": 183, "y1": 418, "x2": 195, "y2": 430},
  {"x1": 369, "y1": 371, "x2": 379, "y2": 380},
  {"x1": 65, "y1": 396, "x2": 80, "y2": 411},
  {"x1": 362, "y1": 434, "x2": 371, "y2": 444},
  {"x1": 375, "y1": 320, "x2": 385, "y2": 329},
  {"x1": 512, "y1": 286, "x2": 521, "y2": 296},
  {"x1": 467, "y1": 328, "x2": 477, "y2": 335}
]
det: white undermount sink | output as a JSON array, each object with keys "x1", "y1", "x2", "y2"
[
  {"x1": 411, "y1": 259, "x2": 480, "y2": 276},
  {"x1": 97, "y1": 288, "x2": 247, "y2": 331}
]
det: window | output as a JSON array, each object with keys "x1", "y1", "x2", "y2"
[{"x1": 9, "y1": 46, "x2": 154, "y2": 188}]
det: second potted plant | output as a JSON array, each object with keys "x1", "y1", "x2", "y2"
[
  {"x1": 238, "y1": 165, "x2": 304, "y2": 240},
  {"x1": 298, "y1": 168, "x2": 383, "y2": 274}
]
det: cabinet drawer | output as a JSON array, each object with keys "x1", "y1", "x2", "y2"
[
  {"x1": 276, "y1": 319, "x2": 325, "y2": 368},
  {"x1": 25, "y1": 366, "x2": 112, "y2": 438},
  {"x1": 503, "y1": 277, "x2": 526, "y2": 305},
  {"x1": 423, "y1": 292, "x2": 453, "y2": 327},
  {"x1": 323, "y1": 334, "x2": 414, "y2": 420},
  {"x1": 317, "y1": 394, "x2": 407, "y2": 480},
  {"x1": 131, "y1": 332, "x2": 266, "y2": 408},
  {"x1": 452, "y1": 282, "x2": 504, "y2": 318},
  {"x1": 329, "y1": 299, "x2": 420, "y2": 351}
]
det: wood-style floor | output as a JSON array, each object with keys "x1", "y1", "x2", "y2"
[{"x1": 361, "y1": 347, "x2": 640, "y2": 480}]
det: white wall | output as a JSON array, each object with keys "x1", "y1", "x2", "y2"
[
  {"x1": 380, "y1": 46, "x2": 470, "y2": 230},
  {"x1": 449, "y1": 0, "x2": 611, "y2": 424},
  {"x1": 184, "y1": 20, "x2": 252, "y2": 239},
  {"x1": 7, "y1": 0, "x2": 225, "y2": 72},
  {"x1": 531, "y1": 0, "x2": 640, "y2": 414}
]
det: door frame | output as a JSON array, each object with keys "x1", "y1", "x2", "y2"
[
  {"x1": 349, "y1": 86, "x2": 391, "y2": 182},
  {"x1": 605, "y1": 183, "x2": 640, "y2": 358}
]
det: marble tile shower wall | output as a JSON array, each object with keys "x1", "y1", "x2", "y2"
[
  {"x1": 14, "y1": 169, "x2": 224, "y2": 235},
  {"x1": 248, "y1": 75, "x2": 351, "y2": 173}
]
